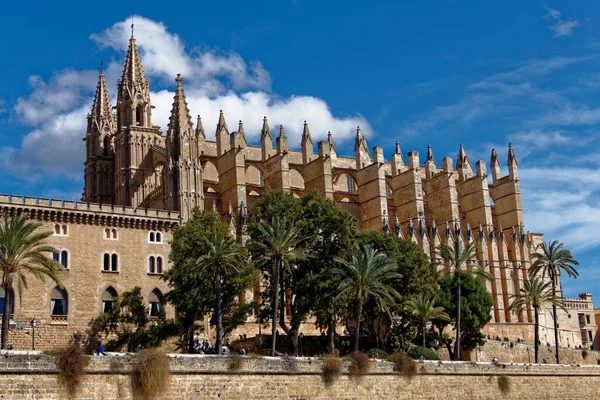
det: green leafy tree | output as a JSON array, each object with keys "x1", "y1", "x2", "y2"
[
  {"x1": 334, "y1": 244, "x2": 400, "y2": 351},
  {"x1": 529, "y1": 240, "x2": 579, "y2": 364},
  {"x1": 196, "y1": 236, "x2": 244, "y2": 355},
  {"x1": 509, "y1": 277, "x2": 564, "y2": 363},
  {"x1": 248, "y1": 191, "x2": 356, "y2": 355},
  {"x1": 94, "y1": 287, "x2": 178, "y2": 351},
  {"x1": 0, "y1": 215, "x2": 63, "y2": 349},
  {"x1": 247, "y1": 216, "x2": 307, "y2": 356},
  {"x1": 437, "y1": 237, "x2": 487, "y2": 360},
  {"x1": 435, "y1": 274, "x2": 492, "y2": 360},
  {"x1": 356, "y1": 231, "x2": 437, "y2": 349},
  {"x1": 165, "y1": 209, "x2": 254, "y2": 352},
  {"x1": 405, "y1": 293, "x2": 449, "y2": 348}
]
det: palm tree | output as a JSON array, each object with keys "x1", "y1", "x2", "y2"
[
  {"x1": 529, "y1": 240, "x2": 578, "y2": 364},
  {"x1": 405, "y1": 293, "x2": 449, "y2": 348},
  {"x1": 334, "y1": 244, "x2": 400, "y2": 351},
  {"x1": 437, "y1": 236, "x2": 485, "y2": 360},
  {"x1": 247, "y1": 217, "x2": 307, "y2": 356},
  {"x1": 196, "y1": 235, "x2": 244, "y2": 355},
  {"x1": 509, "y1": 277, "x2": 564, "y2": 363},
  {"x1": 0, "y1": 215, "x2": 63, "y2": 349}
]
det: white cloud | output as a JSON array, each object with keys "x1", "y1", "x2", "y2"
[
  {"x1": 544, "y1": 7, "x2": 578, "y2": 37},
  {"x1": 544, "y1": 7, "x2": 562, "y2": 20},
  {"x1": 552, "y1": 20, "x2": 579, "y2": 37},
  {"x1": 3, "y1": 15, "x2": 370, "y2": 180},
  {"x1": 90, "y1": 15, "x2": 271, "y2": 93}
]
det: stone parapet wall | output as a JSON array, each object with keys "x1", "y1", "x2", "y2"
[{"x1": 1, "y1": 351, "x2": 600, "y2": 399}]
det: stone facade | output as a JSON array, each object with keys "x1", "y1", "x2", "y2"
[
  {"x1": 0, "y1": 33, "x2": 593, "y2": 350},
  {"x1": 2, "y1": 352, "x2": 600, "y2": 399}
]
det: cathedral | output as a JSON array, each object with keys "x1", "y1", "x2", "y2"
[{"x1": 0, "y1": 33, "x2": 596, "y2": 351}]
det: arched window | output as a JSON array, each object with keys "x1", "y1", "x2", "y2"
[
  {"x1": 148, "y1": 289, "x2": 162, "y2": 317},
  {"x1": 50, "y1": 287, "x2": 68, "y2": 315},
  {"x1": 52, "y1": 251, "x2": 59, "y2": 262},
  {"x1": 103, "y1": 253, "x2": 110, "y2": 271},
  {"x1": 156, "y1": 232, "x2": 162, "y2": 243},
  {"x1": 62, "y1": 225, "x2": 68, "y2": 235},
  {"x1": 102, "y1": 287, "x2": 118, "y2": 313},
  {"x1": 156, "y1": 257, "x2": 163, "y2": 274},
  {"x1": 60, "y1": 250, "x2": 68, "y2": 268},
  {"x1": 136, "y1": 105, "x2": 143, "y2": 126},
  {"x1": 0, "y1": 287, "x2": 14, "y2": 315},
  {"x1": 112, "y1": 229, "x2": 117, "y2": 239},
  {"x1": 149, "y1": 232, "x2": 155, "y2": 242},
  {"x1": 111, "y1": 254, "x2": 118, "y2": 272},
  {"x1": 149, "y1": 256, "x2": 156, "y2": 274},
  {"x1": 105, "y1": 228, "x2": 110, "y2": 239},
  {"x1": 103, "y1": 137, "x2": 109, "y2": 156},
  {"x1": 54, "y1": 224, "x2": 60, "y2": 235}
]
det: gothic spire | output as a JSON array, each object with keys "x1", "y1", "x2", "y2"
[
  {"x1": 261, "y1": 116, "x2": 271, "y2": 139},
  {"x1": 167, "y1": 74, "x2": 193, "y2": 136},
  {"x1": 301, "y1": 120, "x2": 312, "y2": 143},
  {"x1": 216, "y1": 110, "x2": 228, "y2": 133},
  {"x1": 354, "y1": 126, "x2": 368, "y2": 152},
  {"x1": 238, "y1": 120, "x2": 245, "y2": 135},
  {"x1": 195, "y1": 115, "x2": 205, "y2": 138},
  {"x1": 327, "y1": 131, "x2": 336, "y2": 152},
  {"x1": 426, "y1": 144, "x2": 435, "y2": 163},
  {"x1": 90, "y1": 72, "x2": 113, "y2": 128},
  {"x1": 508, "y1": 142, "x2": 518, "y2": 166},
  {"x1": 395, "y1": 140, "x2": 402, "y2": 155},
  {"x1": 277, "y1": 124, "x2": 288, "y2": 153},
  {"x1": 456, "y1": 144, "x2": 468, "y2": 168},
  {"x1": 120, "y1": 34, "x2": 148, "y2": 94}
]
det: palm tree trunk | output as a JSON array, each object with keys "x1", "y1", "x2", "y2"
[
  {"x1": 214, "y1": 264, "x2": 223, "y2": 355},
  {"x1": 551, "y1": 272, "x2": 560, "y2": 364},
  {"x1": 354, "y1": 296, "x2": 363, "y2": 352},
  {"x1": 271, "y1": 258, "x2": 281, "y2": 356},
  {"x1": 1, "y1": 280, "x2": 12, "y2": 350},
  {"x1": 534, "y1": 306, "x2": 539, "y2": 363},
  {"x1": 422, "y1": 323, "x2": 426, "y2": 348},
  {"x1": 327, "y1": 313, "x2": 335, "y2": 353},
  {"x1": 456, "y1": 274, "x2": 461, "y2": 361},
  {"x1": 188, "y1": 325, "x2": 195, "y2": 354}
]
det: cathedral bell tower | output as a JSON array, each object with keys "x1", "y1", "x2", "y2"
[
  {"x1": 165, "y1": 74, "x2": 203, "y2": 221},
  {"x1": 113, "y1": 33, "x2": 163, "y2": 208},
  {"x1": 83, "y1": 71, "x2": 116, "y2": 204}
]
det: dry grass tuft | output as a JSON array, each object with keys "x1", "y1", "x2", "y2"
[
  {"x1": 131, "y1": 349, "x2": 170, "y2": 400},
  {"x1": 348, "y1": 351, "x2": 371, "y2": 380},
  {"x1": 497, "y1": 375, "x2": 511, "y2": 397},
  {"x1": 582, "y1": 350, "x2": 589, "y2": 360},
  {"x1": 228, "y1": 356, "x2": 244, "y2": 371},
  {"x1": 321, "y1": 355, "x2": 342, "y2": 388},
  {"x1": 390, "y1": 353, "x2": 417, "y2": 380},
  {"x1": 57, "y1": 343, "x2": 87, "y2": 399}
]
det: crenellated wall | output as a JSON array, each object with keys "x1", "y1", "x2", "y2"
[{"x1": 1, "y1": 352, "x2": 600, "y2": 399}]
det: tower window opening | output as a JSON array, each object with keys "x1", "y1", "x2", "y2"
[
  {"x1": 103, "y1": 137, "x2": 109, "y2": 156},
  {"x1": 136, "y1": 105, "x2": 143, "y2": 126}
]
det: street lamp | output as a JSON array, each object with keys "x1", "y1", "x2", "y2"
[{"x1": 31, "y1": 319, "x2": 37, "y2": 350}]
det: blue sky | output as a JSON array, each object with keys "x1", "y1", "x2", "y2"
[{"x1": 1, "y1": 1, "x2": 599, "y2": 300}]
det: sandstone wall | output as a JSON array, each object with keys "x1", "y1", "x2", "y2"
[{"x1": 2, "y1": 351, "x2": 600, "y2": 399}]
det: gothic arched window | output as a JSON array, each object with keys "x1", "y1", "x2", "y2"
[
  {"x1": 102, "y1": 287, "x2": 118, "y2": 313},
  {"x1": 148, "y1": 289, "x2": 162, "y2": 317},
  {"x1": 50, "y1": 287, "x2": 68, "y2": 316}
]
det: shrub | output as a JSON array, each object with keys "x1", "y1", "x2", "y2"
[
  {"x1": 367, "y1": 348, "x2": 389, "y2": 360},
  {"x1": 57, "y1": 343, "x2": 87, "y2": 399},
  {"x1": 109, "y1": 361, "x2": 124, "y2": 371},
  {"x1": 228, "y1": 356, "x2": 243, "y2": 372},
  {"x1": 131, "y1": 349, "x2": 170, "y2": 400},
  {"x1": 497, "y1": 375, "x2": 511, "y2": 396},
  {"x1": 407, "y1": 346, "x2": 440, "y2": 361},
  {"x1": 582, "y1": 350, "x2": 589, "y2": 360},
  {"x1": 390, "y1": 353, "x2": 417, "y2": 380},
  {"x1": 321, "y1": 356, "x2": 342, "y2": 388},
  {"x1": 348, "y1": 351, "x2": 371, "y2": 379}
]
